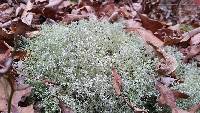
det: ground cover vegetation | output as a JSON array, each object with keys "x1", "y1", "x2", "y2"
[{"x1": 0, "y1": 0, "x2": 200, "y2": 113}]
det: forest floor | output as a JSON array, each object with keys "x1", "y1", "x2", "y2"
[{"x1": 0, "y1": 0, "x2": 200, "y2": 113}]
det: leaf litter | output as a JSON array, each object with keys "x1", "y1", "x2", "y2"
[{"x1": 0, "y1": 0, "x2": 200, "y2": 112}]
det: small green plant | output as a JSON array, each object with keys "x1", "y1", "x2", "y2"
[{"x1": 23, "y1": 20, "x2": 159, "y2": 113}]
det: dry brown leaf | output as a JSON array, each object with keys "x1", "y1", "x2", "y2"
[
  {"x1": 136, "y1": 28, "x2": 164, "y2": 47},
  {"x1": 123, "y1": 19, "x2": 142, "y2": 30},
  {"x1": 172, "y1": 90, "x2": 189, "y2": 99},
  {"x1": 156, "y1": 81, "x2": 200, "y2": 113},
  {"x1": 58, "y1": 99, "x2": 74, "y2": 113},
  {"x1": 190, "y1": 33, "x2": 200, "y2": 46},
  {"x1": 78, "y1": 0, "x2": 92, "y2": 7},
  {"x1": 183, "y1": 45, "x2": 200, "y2": 63},
  {"x1": 0, "y1": 3, "x2": 14, "y2": 23},
  {"x1": 0, "y1": 76, "x2": 32, "y2": 112},
  {"x1": 108, "y1": 11, "x2": 119, "y2": 22},
  {"x1": 123, "y1": 97, "x2": 148, "y2": 113},
  {"x1": 0, "y1": 77, "x2": 11, "y2": 111},
  {"x1": 62, "y1": 14, "x2": 88, "y2": 24},
  {"x1": 181, "y1": 27, "x2": 200, "y2": 42},
  {"x1": 12, "y1": 86, "x2": 32, "y2": 108},
  {"x1": 10, "y1": 19, "x2": 35, "y2": 35},
  {"x1": 139, "y1": 13, "x2": 168, "y2": 33},
  {"x1": 111, "y1": 67, "x2": 122, "y2": 96},
  {"x1": 20, "y1": 104, "x2": 34, "y2": 113},
  {"x1": 154, "y1": 28, "x2": 182, "y2": 45},
  {"x1": 156, "y1": 82, "x2": 176, "y2": 108},
  {"x1": 21, "y1": 0, "x2": 34, "y2": 25},
  {"x1": 45, "y1": 0, "x2": 63, "y2": 8}
]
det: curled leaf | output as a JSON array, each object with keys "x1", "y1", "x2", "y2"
[{"x1": 111, "y1": 66, "x2": 122, "y2": 96}]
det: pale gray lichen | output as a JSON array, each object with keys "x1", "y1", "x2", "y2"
[
  {"x1": 164, "y1": 46, "x2": 200, "y2": 112},
  {"x1": 23, "y1": 20, "x2": 158, "y2": 113}
]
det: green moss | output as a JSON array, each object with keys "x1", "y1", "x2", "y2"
[
  {"x1": 23, "y1": 20, "x2": 158, "y2": 113},
  {"x1": 180, "y1": 24, "x2": 193, "y2": 33}
]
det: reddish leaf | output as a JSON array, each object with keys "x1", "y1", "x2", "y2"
[
  {"x1": 20, "y1": 105, "x2": 34, "y2": 113},
  {"x1": 154, "y1": 28, "x2": 182, "y2": 45},
  {"x1": 183, "y1": 45, "x2": 200, "y2": 63},
  {"x1": 172, "y1": 90, "x2": 189, "y2": 99},
  {"x1": 155, "y1": 82, "x2": 176, "y2": 108},
  {"x1": 194, "y1": 0, "x2": 200, "y2": 5},
  {"x1": 139, "y1": 13, "x2": 168, "y2": 33},
  {"x1": 111, "y1": 67, "x2": 122, "y2": 96},
  {"x1": 58, "y1": 99, "x2": 74, "y2": 113},
  {"x1": 123, "y1": 97, "x2": 148, "y2": 113},
  {"x1": 137, "y1": 28, "x2": 164, "y2": 47}
]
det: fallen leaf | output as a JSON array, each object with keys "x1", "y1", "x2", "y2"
[
  {"x1": 21, "y1": 0, "x2": 34, "y2": 25},
  {"x1": 0, "y1": 75, "x2": 32, "y2": 112},
  {"x1": 181, "y1": 27, "x2": 200, "y2": 43},
  {"x1": 136, "y1": 28, "x2": 164, "y2": 47},
  {"x1": 0, "y1": 41, "x2": 12, "y2": 75},
  {"x1": 123, "y1": 96, "x2": 148, "y2": 113},
  {"x1": 190, "y1": 33, "x2": 200, "y2": 46},
  {"x1": 111, "y1": 66, "x2": 122, "y2": 96},
  {"x1": 139, "y1": 13, "x2": 168, "y2": 33},
  {"x1": 45, "y1": 0, "x2": 63, "y2": 8},
  {"x1": 58, "y1": 99, "x2": 74, "y2": 113},
  {"x1": 183, "y1": 45, "x2": 200, "y2": 63},
  {"x1": 194, "y1": 0, "x2": 200, "y2": 5},
  {"x1": 172, "y1": 90, "x2": 190, "y2": 99},
  {"x1": 147, "y1": 42, "x2": 177, "y2": 76},
  {"x1": 156, "y1": 81, "x2": 200, "y2": 113},
  {"x1": 62, "y1": 14, "x2": 89, "y2": 24},
  {"x1": 0, "y1": 77, "x2": 11, "y2": 111},
  {"x1": 20, "y1": 104, "x2": 34, "y2": 113},
  {"x1": 154, "y1": 28, "x2": 182, "y2": 45},
  {"x1": 155, "y1": 81, "x2": 176, "y2": 108},
  {"x1": 10, "y1": 19, "x2": 35, "y2": 35}
]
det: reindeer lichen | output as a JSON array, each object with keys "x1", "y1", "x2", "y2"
[{"x1": 23, "y1": 20, "x2": 158, "y2": 113}]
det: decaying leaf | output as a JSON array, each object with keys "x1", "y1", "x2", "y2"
[
  {"x1": 62, "y1": 14, "x2": 89, "y2": 24},
  {"x1": 139, "y1": 13, "x2": 168, "y2": 33},
  {"x1": 123, "y1": 97, "x2": 148, "y2": 113},
  {"x1": 148, "y1": 42, "x2": 177, "y2": 76},
  {"x1": 0, "y1": 74, "x2": 32, "y2": 112},
  {"x1": 156, "y1": 81, "x2": 176, "y2": 107},
  {"x1": 154, "y1": 28, "x2": 182, "y2": 45},
  {"x1": 0, "y1": 41, "x2": 12, "y2": 75},
  {"x1": 0, "y1": 77, "x2": 11, "y2": 111},
  {"x1": 156, "y1": 81, "x2": 200, "y2": 113},
  {"x1": 20, "y1": 104, "x2": 34, "y2": 113},
  {"x1": 136, "y1": 28, "x2": 164, "y2": 47},
  {"x1": 21, "y1": 0, "x2": 34, "y2": 25},
  {"x1": 183, "y1": 45, "x2": 200, "y2": 63},
  {"x1": 58, "y1": 99, "x2": 74, "y2": 113},
  {"x1": 181, "y1": 27, "x2": 200, "y2": 42},
  {"x1": 45, "y1": 0, "x2": 63, "y2": 8},
  {"x1": 111, "y1": 67, "x2": 122, "y2": 96}
]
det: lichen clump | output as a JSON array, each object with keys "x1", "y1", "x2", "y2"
[
  {"x1": 24, "y1": 20, "x2": 158, "y2": 113},
  {"x1": 164, "y1": 46, "x2": 200, "y2": 111}
]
